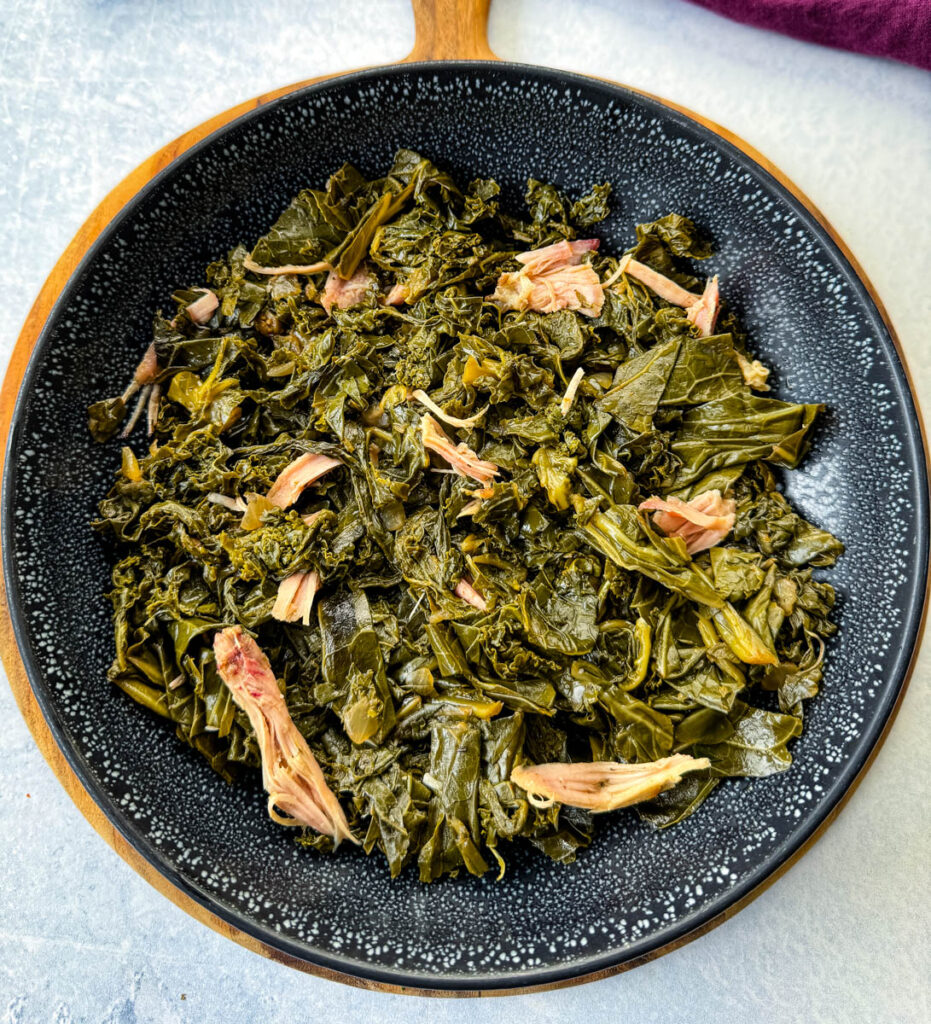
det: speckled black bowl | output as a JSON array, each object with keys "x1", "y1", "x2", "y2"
[{"x1": 3, "y1": 63, "x2": 928, "y2": 993}]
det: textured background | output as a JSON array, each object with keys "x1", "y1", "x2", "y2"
[{"x1": 0, "y1": 1, "x2": 928, "y2": 1022}]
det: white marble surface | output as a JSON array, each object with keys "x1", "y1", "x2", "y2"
[{"x1": 1, "y1": 1, "x2": 929, "y2": 1021}]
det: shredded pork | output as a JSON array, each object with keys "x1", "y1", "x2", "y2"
[
  {"x1": 146, "y1": 382, "x2": 162, "y2": 436},
  {"x1": 411, "y1": 388, "x2": 487, "y2": 429},
  {"x1": 213, "y1": 626, "x2": 357, "y2": 844},
  {"x1": 454, "y1": 577, "x2": 487, "y2": 611},
  {"x1": 618, "y1": 257, "x2": 725, "y2": 339},
  {"x1": 321, "y1": 266, "x2": 373, "y2": 314},
  {"x1": 120, "y1": 387, "x2": 149, "y2": 439},
  {"x1": 456, "y1": 498, "x2": 483, "y2": 519},
  {"x1": 243, "y1": 256, "x2": 331, "y2": 276},
  {"x1": 491, "y1": 238, "x2": 604, "y2": 316},
  {"x1": 511, "y1": 754, "x2": 710, "y2": 812},
  {"x1": 271, "y1": 571, "x2": 320, "y2": 626},
  {"x1": 206, "y1": 491, "x2": 248, "y2": 513},
  {"x1": 685, "y1": 275, "x2": 720, "y2": 337},
  {"x1": 559, "y1": 367, "x2": 586, "y2": 416},
  {"x1": 639, "y1": 489, "x2": 736, "y2": 554},
  {"x1": 266, "y1": 452, "x2": 342, "y2": 509},
  {"x1": 185, "y1": 288, "x2": 219, "y2": 325},
  {"x1": 120, "y1": 343, "x2": 158, "y2": 403},
  {"x1": 617, "y1": 255, "x2": 700, "y2": 308},
  {"x1": 516, "y1": 238, "x2": 600, "y2": 274},
  {"x1": 384, "y1": 282, "x2": 408, "y2": 305},
  {"x1": 420, "y1": 414, "x2": 499, "y2": 486}
]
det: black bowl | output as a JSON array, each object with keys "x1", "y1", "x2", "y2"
[{"x1": 3, "y1": 62, "x2": 927, "y2": 993}]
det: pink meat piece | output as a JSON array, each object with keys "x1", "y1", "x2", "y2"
[
  {"x1": 511, "y1": 754, "x2": 711, "y2": 812},
  {"x1": 133, "y1": 343, "x2": 159, "y2": 385},
  {"x1": 617, "y1": 255, "x2": 701, "y2": 308},
  {"x1": 421, "y1": 414, "x2": 500, "y2": 486},
  {"x1": 186, "y1": 289, "x2": 219, "y2": 325},
  {"x1": 266, "y1": 452, "x2": 341, "y2": 509},
  {"x1": 213, "y1": 627, "x2": 357, "y2": 844},
  {"x1": 639, "y1": 489, "x2": 736, "y2": 554},
  {"x1": 321, "y1": 266, "x2": 373, "y2": 314},
  {"x1": 491, "y1": 238, "x2": 604, "y2": 317},
  {"x1": 515, "y1": 238, "x2": 600, "y2": 274},
  {"x1": 534, "y1": 265, "x2": 605, "y2": 315},
  {"x1": 271, "y1": 571, "x2": 320, "y2": 626},
  {"x1": 454, "y1": 577, "x2": 487, "y2": 611},
  {"x1": 384, "y1": 282, "x2": 408, "y2": 305},
  {"x1": 686, "y1": 275, "x2": 720, "y2": 337}
]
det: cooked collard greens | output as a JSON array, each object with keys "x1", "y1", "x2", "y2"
[{"x1": 91, "y1": 150, "x2": 841, "y2": 881}]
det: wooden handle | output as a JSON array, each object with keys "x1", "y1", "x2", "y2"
[{"x1": 406, "y1": 0, "x2": 497, "y2": 61}]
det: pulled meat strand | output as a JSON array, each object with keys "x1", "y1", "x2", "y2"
[
  {"x1": 736, "y1": 351, "x2": 771, "y2": 390},
  {"x1": 511, "y1": 754, "x2": 710, "y2": 812},
  {"x1": 120, "y1": 343, "x2": 158, "y2": 404},
  {"x1": 685, "y1": 275, "x2": 720, "y2": 337},
  {"x1": 213, "y1": 627, "x2": 357, "y2": 844},
  {"x1": 384, "y1": 282, "x2": 408, "y2": 305},
  {"x1": 185, "y1": 288, "x2": 219, "y2": 325},
  {"x1": 560, "y1": 367, "x2": 586, "y2": 416},
  {"x1": 420, "y1": 414, "x2": 499, "y2": 486},
  {"x1": 146, "y1": 383, "x2": 161, "y2": 436},
  {"x1": 454, "y1": 577, "x2": 487, "y2": 611},
  {"x1": 617, "y1": 255, "x2": 700, "y2": 308},
  {"x1": 243, "y1": 256, "x2": 331, "y2": 276},
  {"x1": 266, "y1": 453, "x2": 342, "y2": 509},
  {"x1": 639, "y1": 489, "x2": 736, "y2": 554},
  {"x1": 271, "y1": 571, "x2": 320, "y2": 626},
  {"x1": 411, "y1": 388, "x2": 488, "y2": 429},
  {"x1": 120, "y1": 386, "x2": 150, "y2": 439}
]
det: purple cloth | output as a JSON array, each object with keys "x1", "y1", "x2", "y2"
[{"x1": 685, "y1": 0, "x2": 931, "y2": 70}]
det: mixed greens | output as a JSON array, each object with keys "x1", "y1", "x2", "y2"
[{"x1": 91, "y1": 150, "x2": 842, "y2": 881}]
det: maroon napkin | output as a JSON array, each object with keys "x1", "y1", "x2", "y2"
[{"x1": 685, "y1": 0, "x2": 931, "y2": 70}]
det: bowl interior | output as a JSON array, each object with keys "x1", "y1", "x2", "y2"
[{"x1": 3, "y1": 63, "x2": 927, "y2": 991}]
